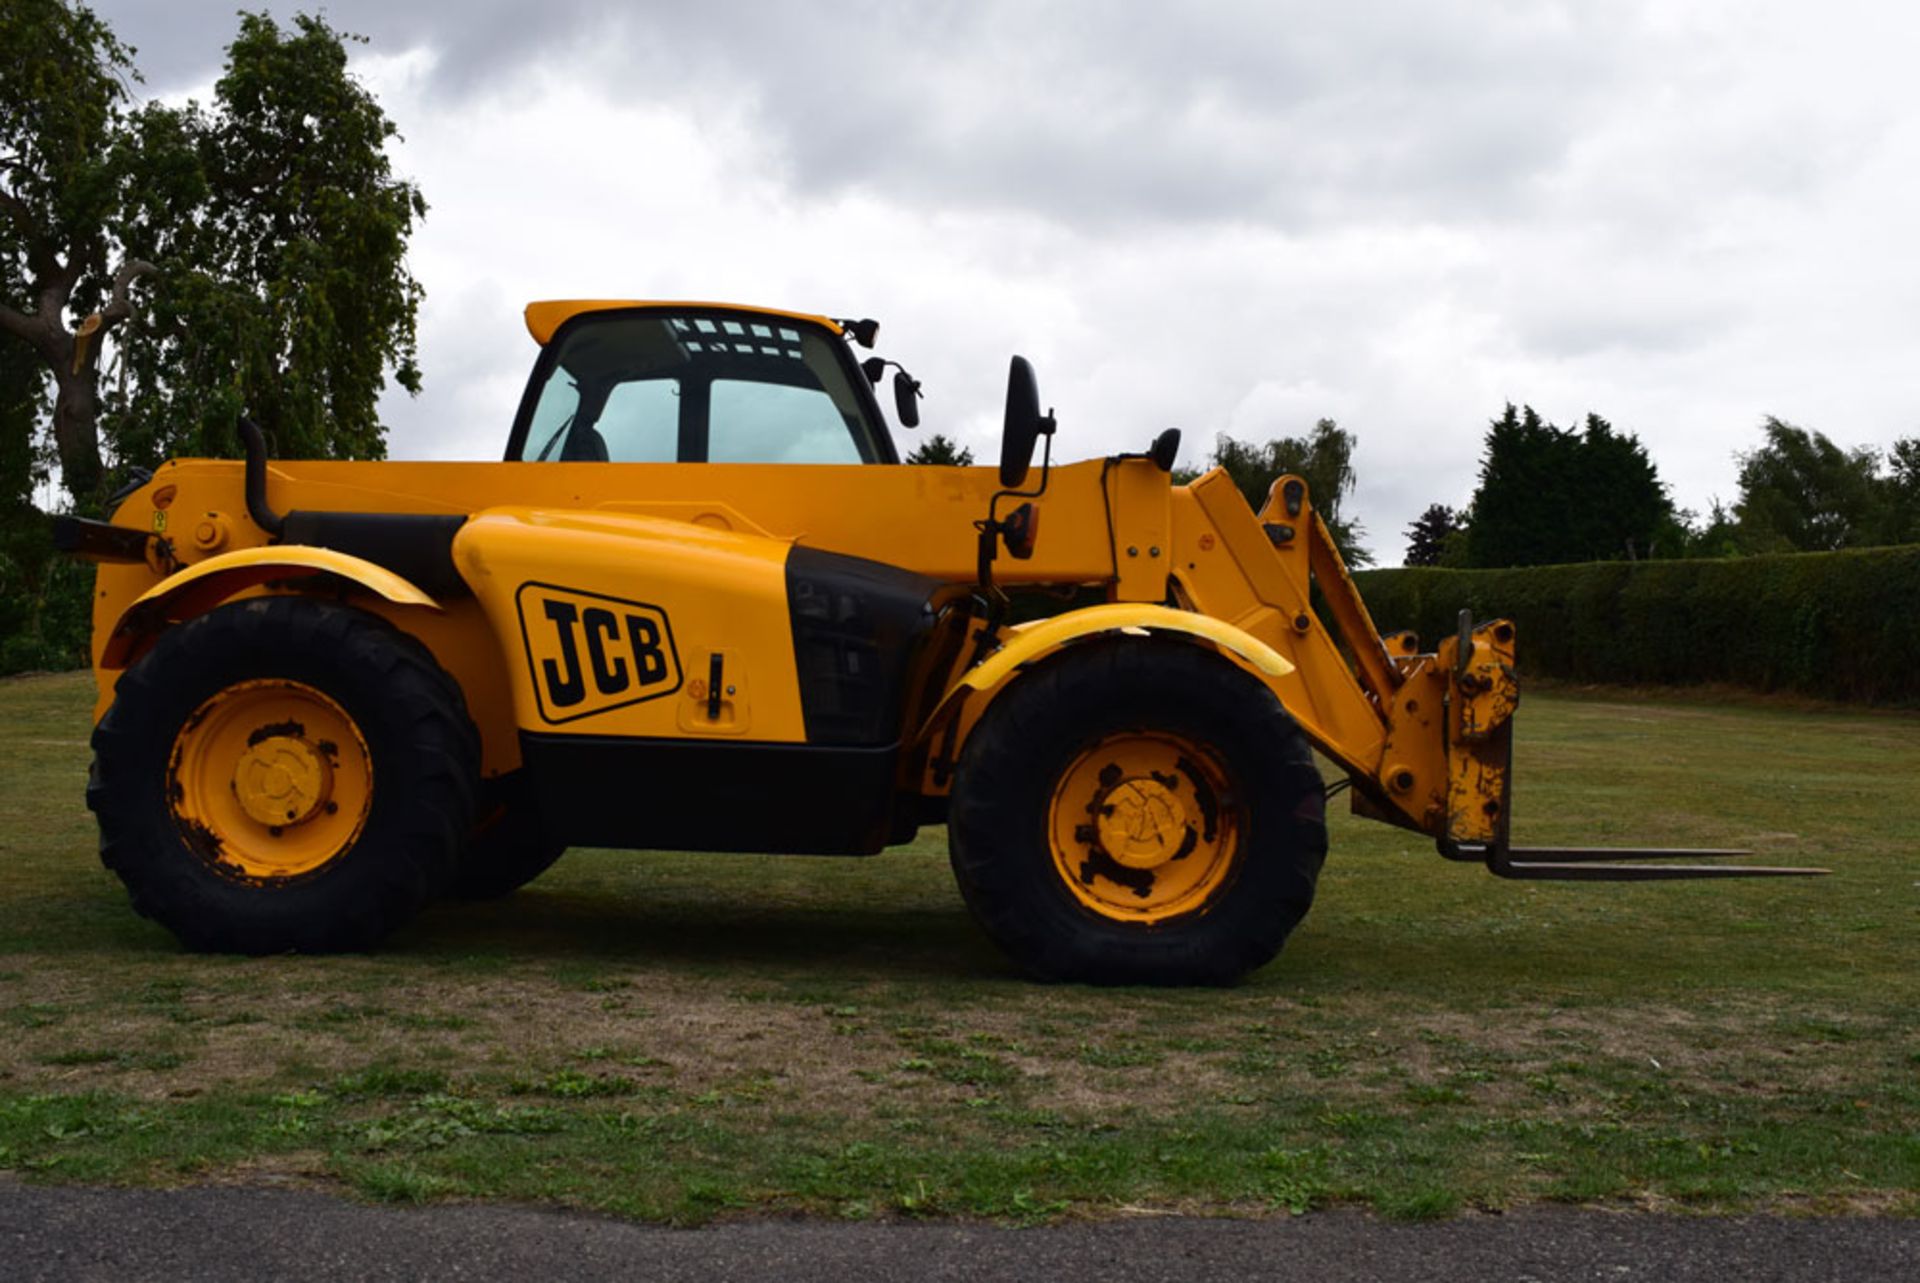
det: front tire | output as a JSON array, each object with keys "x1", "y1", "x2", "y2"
[
  {"x1": 88, "y1": 597, "x2": 480, "y2": 953},
  {"x1": 948, "y1": 639, "x2": 1327, "y2": 985}
]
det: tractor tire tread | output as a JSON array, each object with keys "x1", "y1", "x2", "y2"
[
  {"x1": 88, "y1": 597, "x2": 479, "y2": 954},
  {"x1": 948, "y1": 639, "x2": 1327, "y2": 986}
]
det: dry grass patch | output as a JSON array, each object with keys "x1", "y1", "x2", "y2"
[{"x1": 1, "y1": 671, "x2": 1916, "y2": 1219}]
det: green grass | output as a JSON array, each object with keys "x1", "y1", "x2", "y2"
[{"x1": 1, "y1": 669, "x2": 1916, "y2": 1221}]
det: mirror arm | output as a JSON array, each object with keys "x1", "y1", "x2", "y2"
[
  {"x1": 987, "y1": 431, "x2": 1053, "y2": 525},
  {"x1": 978, "y1": 349, "x2": 1058, "y2": 646},
  {"x1": 975, "y1": 432, "x2": 1054, "y2": 605},
  {"x1": 861, "y1": 357, "x2": 923, "y2": 428}
]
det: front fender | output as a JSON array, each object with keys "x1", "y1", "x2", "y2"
[
  {"x1": 912, "y1": 603, "x2": 1296, "y2": 762},
  {"x1": 100, "y1": 545, "x2": 440, "y2": 668}
]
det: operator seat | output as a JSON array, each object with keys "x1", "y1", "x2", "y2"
[{"x1": 560, "y1": 425, "x2": 609, "y2": 461}]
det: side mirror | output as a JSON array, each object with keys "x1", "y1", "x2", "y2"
[
  {"x1": 1000, "y1": 355, "x2": 1055, "y2": 488},
  {"x1": 1148, "y1": 427, "x2": 1181, "y2": 473},
  {"x1": 838, "y1": 318, "x2": 880, "y2": 348},
  {"x1": 892, "y1": 369, "x2": 921, "y2": 429}
]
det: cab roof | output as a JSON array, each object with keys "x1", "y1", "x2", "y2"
[{"x1": 523, "y1": 300, "x2": 844, "y2": 347}]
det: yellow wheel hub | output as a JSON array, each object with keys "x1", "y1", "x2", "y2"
[
  {"x1": 234, "y1": 735, "x2": 332, "y2": 827},
  {"x1": 167, "y1": 679, "x2": 372, "y2": 880},
  {"x1": 1095, "y1": 776, "x2": 1190, "y2": 869},
  {"x1": 1048, "y1": 730, "x2": 1243, "y2": 923}
]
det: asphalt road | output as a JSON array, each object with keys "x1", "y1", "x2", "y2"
[{"x1": 0, "y1": 1183, "x2": 1914, "y2": 1282}]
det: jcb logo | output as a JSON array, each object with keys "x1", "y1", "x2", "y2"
[{"x1": 516, "y1": 584, "x2": 682, "y2": 724}]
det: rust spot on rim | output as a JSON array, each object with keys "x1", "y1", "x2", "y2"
[{"x1": 245, "y1": 719, "x2": 306, "y2": 748}]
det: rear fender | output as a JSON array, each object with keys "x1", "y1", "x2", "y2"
[
  {"x1": 910, "y1": 603, "x2": 1296, "y2": 788},
  {"x1": 100, "y1": 545, "x2": 440, "y2": 668}
]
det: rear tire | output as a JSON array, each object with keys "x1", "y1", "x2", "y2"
[
  {"x1": 88, "y1": 597, "x2": 479, "y2": 953},
  {"x1": 447, "y1": 771, "x2": 566, "y2": 900},
  {"x1": 948, "y1": 639, "x2": 1327, "y2": 985}
]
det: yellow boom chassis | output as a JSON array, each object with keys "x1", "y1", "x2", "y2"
[
  {"x1": 68, "y1": 299, "x2": 1815, "y2": 981},
  {"x1": 87, "y1": 453, "x2": 1515, "y2": 854}
]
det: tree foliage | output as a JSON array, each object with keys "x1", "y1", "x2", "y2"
[
  {"x1": 1462, "y1": 404, "x2": 1673, "y2": 568},
  {"x1": 1402, "y1": 503, "x2": 1460, "y2": 567},
  {"x1": 1676, "y1": 498, "x2": 1743, "y2": 560},
  {"x1": 0, "y1": 0, "x2": 143, "y2": 503},
  {"x1": 1199, "y1": 419, "x2": 1372, "y2": 566},
  {"x1": 0, "y1": 2, "x2": 426, "y2": 510},
  {"x1": 1880, "y1": 438, "x2": 1920, "y2": 546},
  {"x1": 1731, "y1": 417, "x2": 1895, "y2": 553},
  {"x1": 905, "y1": 432, "x2": 974, "y2": 466},
  {"x1": 0, "y1": 2, "x2": 423, "y2": 673},
  {"x1": 113, "y1": 11, "x2": 426, "y2": 471}
]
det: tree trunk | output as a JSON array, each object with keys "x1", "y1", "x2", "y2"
[{"x1": 50, "y1": 357, "x2": 102, "y2": 507}]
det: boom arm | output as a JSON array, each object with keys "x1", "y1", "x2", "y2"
[{"x1": 1177, "y1": 472, "x2": 1823, "y2": 880}]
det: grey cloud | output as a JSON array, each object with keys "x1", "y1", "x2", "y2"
[
  {"x1": 574, "y1": 1, "x2": 1640, "y2": 230},
  {"x1": 87, "y1": 1, "x2": 1920, "y2": 561},
  {"x1": 91, "y1": 1, "x2": 1892, "y2": 241},
  {"x1": 91, "y1": 1, "x2": 608, "y2": 93},
  {"x1": 98, "y1": 1, "x2": 1637, "y2": 230}
]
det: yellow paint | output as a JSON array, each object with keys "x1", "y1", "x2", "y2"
[
  {"x1": 1170, "y1": 472, "x2": 1390, "y2": 776},
  {"x1": 677, "y1": 647, "x2": 751, "y2": 735},
  {"x1": 78, "y1": 323, "x2": 1517, "y2": 853},
  {"x1": 1440, "y1": 620, "x2": 1521, "y2": 844},
  {"x1": 1047, "y1": 730, "x2": 1241, "y2": 923},
  {"x1": 190, "y1": 513, "x2": 231, "y2": 553},
  {"x1": 99, "y1": 544, "x2": 440, "y2": 668},
  {"x1": 1105, "y1": 459, "x2": 1174, "y2": 601},
  {"x1": 524, "y1": 299, "x2": 845, "y2": 346},
  {"x1": 973, "y1": 603, "x2": 1294, "y2": 694},
  {"x1": 167, "y1": 679, "x2": 372, "y2": 880},
  {"x1": 1369, "y1": 657, "x2": 1450, "y2": 835},
  {"x1": 233, "y1": 734, "x2": 329, "y2": 827},
  {"x1": 907, "y1": 602, "x2": 1302, "y2": 801},
  {"x1": 454, "y1": 507, "x2": 808, "y2": 742}
]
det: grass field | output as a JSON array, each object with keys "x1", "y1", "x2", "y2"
[{"x1": 1, "y1": 670, "x2": 1915, "y2": 1221}]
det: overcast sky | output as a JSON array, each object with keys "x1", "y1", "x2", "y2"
[{"x1": 94, "y1": 1, "x2": 1920, "y2": 564}]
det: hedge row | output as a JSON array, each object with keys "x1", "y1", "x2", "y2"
[
  {"x1": 1352, "y1": 545, "x2": 1920, "y2": 705},
  {"x1": 0, "y1": 520, "x2": 93, "y2": 677}
]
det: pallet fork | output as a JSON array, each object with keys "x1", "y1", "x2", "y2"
[{"x1": 1435, "y1": 612, "x2": 1828, "y2": 882}]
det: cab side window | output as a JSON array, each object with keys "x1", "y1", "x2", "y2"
[
  {"x1": 709, "y1": 379, "x2": 862, "y2": 463},
  {"x1": 597, "y1": 379, "x2": 679, "y2": 462}
]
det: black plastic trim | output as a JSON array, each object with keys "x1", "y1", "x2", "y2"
[
  {"x1": 279, "y1": 510, "x2": 469, "y2": 598},
  {"x1": 521, "y1": 733, "x2": 911, "y2": 854},
  {"x1": 52, "y1": 514, "x2": 152, "y2": 563},
  {"x1": 786, "y1": 546, "x2": 960, "y2": 745}
]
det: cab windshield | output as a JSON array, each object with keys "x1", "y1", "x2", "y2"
[{"x1": 513, "y1": 309, "x2": 888, "y2": 464}]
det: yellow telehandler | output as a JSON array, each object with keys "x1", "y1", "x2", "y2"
[{"x1": 57, "y1": 300, "x2": 1822, "y2": 983}]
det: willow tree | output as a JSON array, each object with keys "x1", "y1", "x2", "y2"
[{"x1": 0, "y1": 2, "x2": 426, "y2": 510}]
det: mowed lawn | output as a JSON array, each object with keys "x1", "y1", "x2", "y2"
[{"x1": 0, "y1": 670, "x2": 1915, "y2": 1221}]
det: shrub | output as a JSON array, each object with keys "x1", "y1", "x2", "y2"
[
  {"x1": 0, "y1": 520, "x2": 93, "y2": 676},
  {"x1": 1354, "y1": 546, "x2": 1920, "y2": 705}
]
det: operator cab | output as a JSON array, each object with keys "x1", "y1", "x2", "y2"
[{"x1": 506, "y1": 302, "x2": 902, "y2": 465}]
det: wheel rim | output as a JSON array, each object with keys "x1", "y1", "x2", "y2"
[
  {"x1": 1047, "y1": 730, "x2": 1244, "y2": 923},
  {"x1": 167, "y1": 678, "x2": 373, "y2": 880}
]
